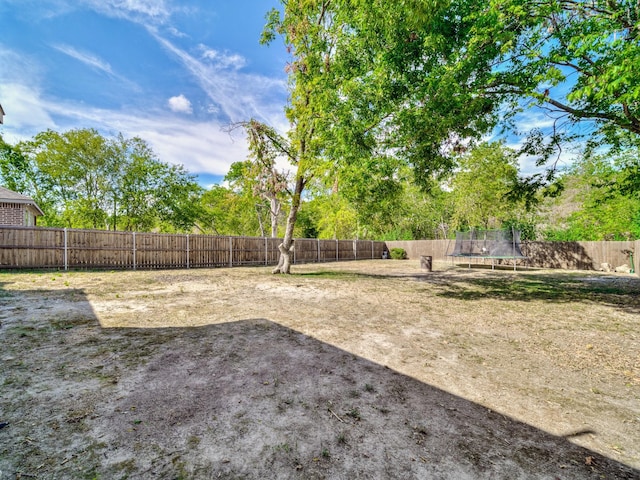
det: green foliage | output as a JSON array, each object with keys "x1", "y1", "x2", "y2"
[
  {"x1": 0, "y1": 135, "x2": 34, "y2": 193},
  {"x1": 449, "y1": 142, "x2": 525, "y2": 231},
  {"x1": 197, "y1": 185, "x2": 262, "y2": 236},
  {"x1": 539, "y1": 154, "x2": 640, "y2": 240},
  {"x1": 501, "y1": 218, "x2": 538, "y2": 242},
  {"x1": 389, "y1": 248, "x2": 407, "y2": 260},
  {"x1": 258, "y1": 0, "x2": 508, "y2": 270},
  {"x1": 8, "y1": 1, "x2": 628, "y2": 242},
  {"x1": 293, "y1": 203, "x2": 320, "y2": 239},
  {"x1": 458, "y1": 0, "x2": 640, "y2": 187},
  {"x1": 228, "y1": 121, "x2": 290, "y2": 237},
  {"x1": 3, "y1": 129, "x2": 203, "y2": 232},
  {"x1": 302, "y1": 194, "x2": 359, "y2": 240}
]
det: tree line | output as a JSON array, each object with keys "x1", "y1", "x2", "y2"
[
  {"x1": 0, "y1": 130, "x2": 202, "y2": 232},
  {"x1": 2, "y1": 0, "x2": 639, "y2": 273},
  {"x1": 1, "y1": 129, "x2": 638, "y2": 242}
]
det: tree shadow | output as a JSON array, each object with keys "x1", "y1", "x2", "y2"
[
  {"x1": 522, "y1": 242, "x2": 596, "y2": 270},
  {"x1": 426, "y1": 271, "x2": 640, "y2": 315},
  {"x1": 298, "y1": 268, "x2": 640, "y2": 315},
  {"x1": 0, "y1": 285, "x2": 638, "y2": 479}
]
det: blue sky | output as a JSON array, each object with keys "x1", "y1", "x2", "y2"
[
  {"x1": 0, "y1": 0, "x2": 583, "y2": 188},
  {"x1": 0, "y1": 0, "x2": 289, "y2": 187}
]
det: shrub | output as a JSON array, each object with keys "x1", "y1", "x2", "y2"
[{"x1": 389, "y1": 248, "x2": 407, "y2": 260}]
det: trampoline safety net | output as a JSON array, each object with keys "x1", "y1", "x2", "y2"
[{"x1": 449, "y1": 228, "x2": 526, "y2": 259}]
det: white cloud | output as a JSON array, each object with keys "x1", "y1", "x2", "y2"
[
  {"x1": 151, "y1": 32, "x2": 287, "y2": 125},
  {"x1": 134, "y1": 119, "x2": 249, "y2": 175},
  {"x1": 0, "y1": 83, "x2": 57, "y2": 135},
  {"x1": 54, "y1": 102, "x2": 250, "y2": 175},
  {"x1": 0, "y1": 47, "x2": 56, "y2": 136},
  {"x1": 0, "y1": 0, "x2": 173, "y2": 24},
  {"x1": 51, "y1": 43, "x2": 140, "y2": 90},
  {"x1": 167, "y1": 94, "x2": 193, "y2": 114},
  {"x1": 3, "y1": 94, "x2": 249, "y2": 176},
  {"x1": 106, "y1": 0, "x2": 170, "y2": 18},
  {"x1": 52, "y1": 43, "x2": 114, "y2": 74},
  {"x1": 199, "y1": 45, "x2": 247, "y2": 70},
  {"x1": 81, "y1": 0, "x2": 173, "y2": 23},
  {"x1": 167, "y1": 25, "x2": 188, "y2": 38},
  {"x1": 512, "y1": 108, "x2": 558, "y2": 132},
  {"x1": 502, "y1": 136, "x2": 581, "y2": 176}
]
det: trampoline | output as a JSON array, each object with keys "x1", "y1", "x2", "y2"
[{"x1": 447, "y1": 228, "x2": 527, "y2": 271}]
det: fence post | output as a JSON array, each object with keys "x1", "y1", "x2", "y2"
[
  {"x1": 317, "y1": 238, "x2": 320, "y2": 263},
  {"x1": 229, "y1": 236, "x2": 233, "y2": 268},
  {"x1": 371, "y1": 240, "x2": 374, "y2": 259},
  {"x1": 132, "y1": 232, "x2": 136, "y2": 270},
  {"x1": 265, "y1": 237, "x2": 268, "y2": 266},
  {"x1": 353, "y1": 239, "x2": 357, "y2": 260},
  {"x1": 63, "y1": 228, "x2": 68, "y2": 271},
  {"x1": 293, "y1": 239, "x2": 297, "y2": 265},
  {"x1": 336, "y1": 239, "x2": 339, "y2": 261},
  {"x1": 186, "y1": 234, "x2": 190, "y2": 269}
]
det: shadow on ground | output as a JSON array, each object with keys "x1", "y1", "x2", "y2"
[
  {"x1": 0, "y1": 285, "x2": 638, "y2": 479},
  {"x1": 298, "y1": 268, "x2": 640, "y2": 315},
  {"x1": 429, "y1": 271, "x2": 640, "y2": 315}
]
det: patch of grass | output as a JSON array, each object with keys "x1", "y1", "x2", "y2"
[
  {"x1": 172, "y1": 456, "x2": 189, "y2": 480},
  {"x1": 274, "y1": 443, "x2": 292, "y2": 453},
  {"x1": 113, "y1": 458, "x2": 137, "y2": 476},
  {"x1": 466, "y1": 354, "x2": 485, "y2": 364},
  {"x1": 364, "y1": 383, "x2": 375, "y2": 393},
  {"x1": 389, "y1": 248, "x2": 407, "y2": 260},
  {"x1": 296, "y1": 271, "x2": 358, "y2": 280},
  {"x1": 187, "y1": 435, "x2": 201, "y2": 448},
  {"x1": 7, "y1": 325, "x2": 41, "y2": 339},
  {"x1": 3, "y1": 375, "x2": 31, "y2": 387},
  {"x1": 51, "y1": 319, "x2": 76, "y2": 330},
  {"x1": 345, "y1": 407, "x2": 361, "y2": 421}
]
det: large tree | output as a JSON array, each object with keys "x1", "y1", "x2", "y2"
[
  {"x1": 459, "y1": 0, "x2": 640, "y2": 182},
  {"x1": 261, "y1": 0, "x2": 499, "y2": 272},
  {"x1": 226, "y1": 120, "x2": 290, "y2": 238},
  {"x1": 197, "y1": 185, "x2": 261, "y2": 236},
  {"x1": 0, "y1": 135, "x2": 35, "y2": 194},
  {"x1": 256, "y1": 0, "x2": 640, "y2": 269},
  {"x1": 449, "y1": 142, "x2": 523, "y2": 230},
  {"x1": 18, "y1": 129, "x2": 111, "y2": 228},
  {"x1": 6, "y1": 129, "x2": 202, "y2": 232},
  {"x1": 541, "y1": 153, "x2": 640, "y2": 240}
]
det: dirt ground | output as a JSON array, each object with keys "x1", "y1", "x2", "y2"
[{"x1": 1, "y1": 259, "x2": 639, "y2": 479}]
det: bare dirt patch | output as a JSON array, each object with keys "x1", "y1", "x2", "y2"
[{"x1": 1, "y1": 260, "x2": 639, "y2": 479}]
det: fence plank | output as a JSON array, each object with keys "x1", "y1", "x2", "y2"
[
  {"x1": 385, "y1": 239, "x2": 637, "y2": 273},
  {"x1": 2, "y1": 226, "x2": 635, "y2": 274},
  {"x1": 0, "y1": 226, "x2": 387, "y2": 271}
]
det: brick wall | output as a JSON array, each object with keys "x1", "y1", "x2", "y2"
[{"x1": 0, "y1": 203, "x2": 26, "y2": 226}]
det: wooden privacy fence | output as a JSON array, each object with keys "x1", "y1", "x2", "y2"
[
  {"x1": 0, "y1": 226, "x2": 387, "y2": 270},
  {"x1": 386, "y1": 239, "x2": 640, "y2": 274}
]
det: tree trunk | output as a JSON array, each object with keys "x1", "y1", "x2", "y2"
[
  {"x1": 270, "y1": 196, "x2": 281, "y2": 238},
  {"x1": 272, "y1": 175, "x2": 305, "y2": 274},
  {"x1": 256, "y1": 204, "x2": 266, "y2": 237}
]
